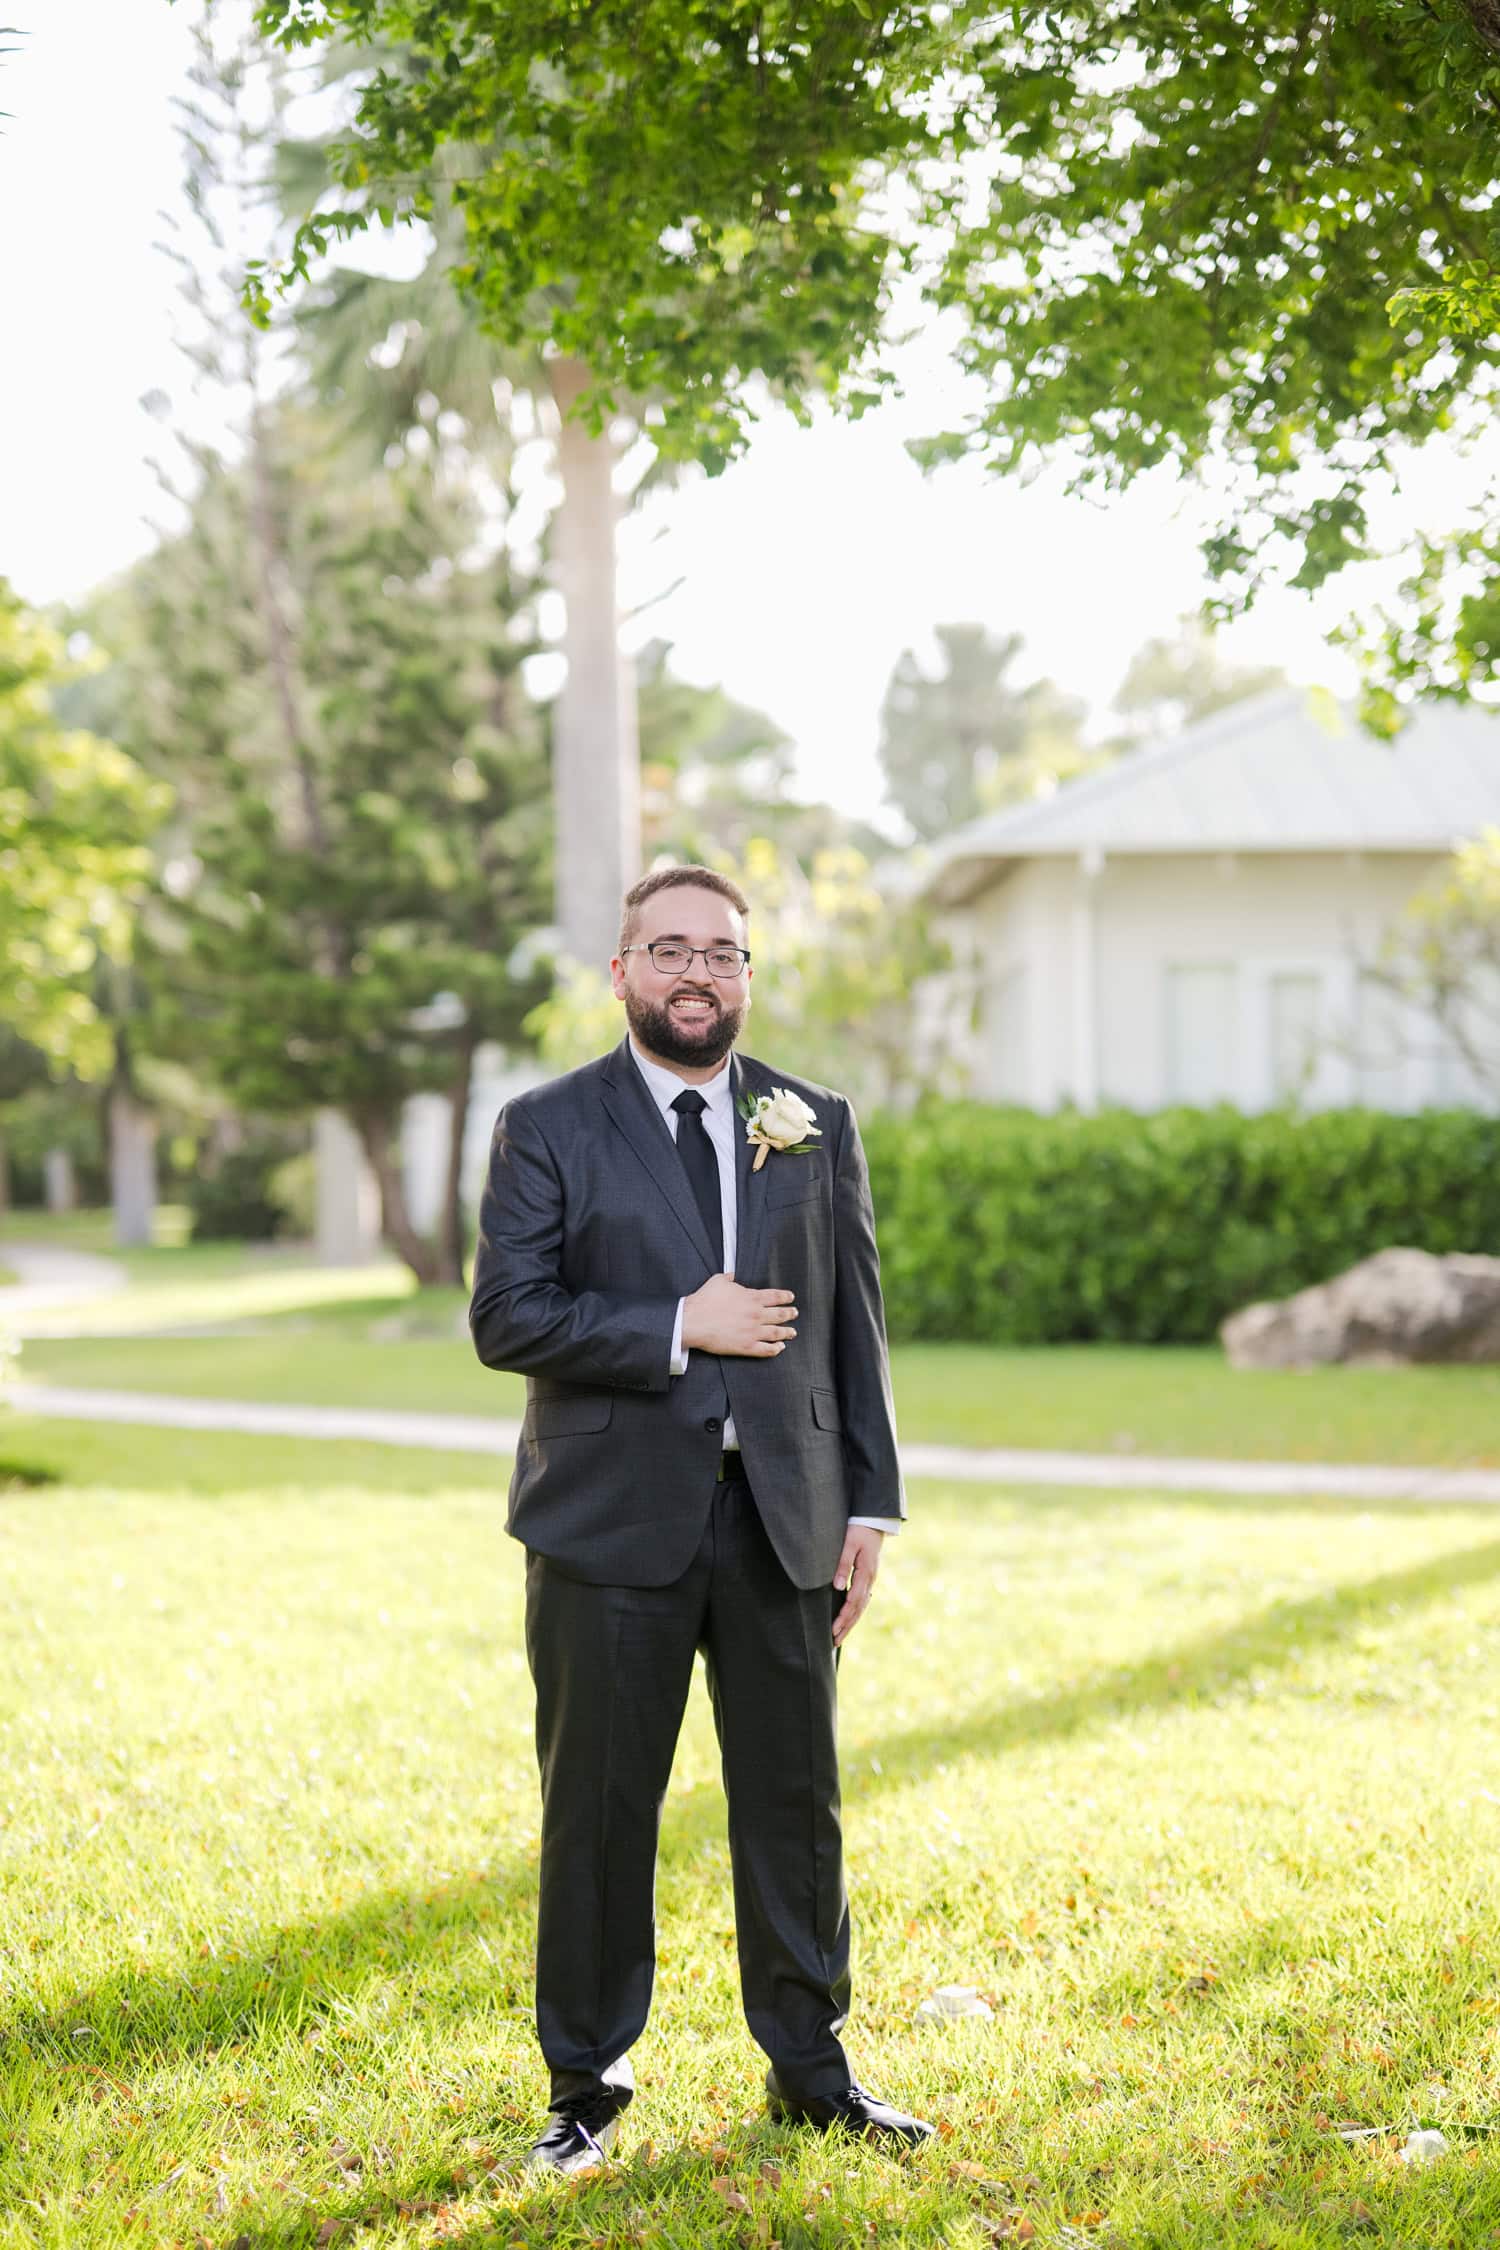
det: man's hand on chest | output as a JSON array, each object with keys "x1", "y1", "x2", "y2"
[{"x1": 681, "y1": 1273, "x2": 798, "y2": 1359}]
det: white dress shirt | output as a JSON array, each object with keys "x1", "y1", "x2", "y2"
[{"x1": 628, "y1": 1038, "x2": 898, "y2": 1535}]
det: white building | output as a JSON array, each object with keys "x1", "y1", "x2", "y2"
[{"x1": 919, "y1": 690, "x2": 1500, "y2": 1113}]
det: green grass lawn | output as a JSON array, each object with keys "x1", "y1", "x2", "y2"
[
  {"x1": 11, "y1": 1227, "x2": 1500, "y2": 1466},
  {"x1": 4, "y1": 1418, "x2": 1500, "y2": 2248},
  {"x1": 18, "y1": 1324, "x2": 1500, "y2": 1468}
]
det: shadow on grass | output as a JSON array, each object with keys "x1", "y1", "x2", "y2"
[
  {"x1": 210, "y1": 2131, "x2": 926, "y2": 2250},
  {"x1": 854, "y1": 1533, "x2": 1500, "y2": 1789},
  {"x1": 12, "y1": 1860, "x2": 541, "y2": 2073},
  {"x1": 162, "y1": 2044, "x2": 1500, "y2": 2250},
  {"x1": 19, "y1": 1536, "x2": 1500, "y2": 2078},
  {"x1": 13, "y1": 1538, "x2": 1500, "y2": 2246}
]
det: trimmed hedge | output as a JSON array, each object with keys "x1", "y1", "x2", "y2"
[{"x1": 860, "y1": 1104, "x2": 1500, "y2": 1345}]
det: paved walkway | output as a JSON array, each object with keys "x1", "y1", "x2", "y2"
[
  {"x1": 10, "y1": 1380, "x2": 1500, "y2": 1503},
  {"x1": 0, "y1": 1244, "x2": 127, "y2": 1331}
]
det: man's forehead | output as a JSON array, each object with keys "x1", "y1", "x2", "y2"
[{"x1": 635, "y1": 887, "x2": 746, "y2": 940}]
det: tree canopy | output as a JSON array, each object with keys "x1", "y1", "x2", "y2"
[
  {"x1": 254, "y1": 0, "x2": 1500, "y2": 704},
  {"x1": 0, "y1": 585, "x2": 166, "y2": 1075},
  {"x1": 925, "y1": 2, "x2": 1500, "y2": 712},
  {"x1": 251, "y1": 0, "x2": 957, "y2": 466}
]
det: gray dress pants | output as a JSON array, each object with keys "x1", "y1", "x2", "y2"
[{"x1": 524, "y1": 1466, "x2": 851, "y2": 2106}]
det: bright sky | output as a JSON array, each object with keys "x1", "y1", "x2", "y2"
[{"x1": 2, "y1": 1, "x2": 1485, "y2": 822}]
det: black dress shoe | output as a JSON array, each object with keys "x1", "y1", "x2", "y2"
[
  {"x1": 766, "y1": 2069, "x2": 934, "y2": 2147},
  {"x1": 524, "y1": 2089, "x2": 630, "y2": 2175}
]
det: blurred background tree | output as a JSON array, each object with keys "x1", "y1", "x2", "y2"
[
  {"x1": 76, "y1": 22, "x2": 552, "y2": 1280},
  {"x1": 121, "y1": 395, "x2": 551, "y2": 1284},
  {"x1": 1112, "y1": 625, "x2": 1288, "y2": 744},
  {"x1": 1364, "y1": 827, "x2": 1500, "y2": 1103},
  {"x1": 878, "y1": 624, "x2": 1095, "y2": 840},
  {"x1": 0, "y1": 585, "x2": 167, "y2": 1232},
  {"x1": 636, "y1": 640, "x2": 889, "y2": 868}
]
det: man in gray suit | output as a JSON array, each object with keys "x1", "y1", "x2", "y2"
[{"x1": 469, "y1": 864, "x2": 931, "y2": 2169}]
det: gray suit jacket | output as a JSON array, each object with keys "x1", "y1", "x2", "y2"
[{"x1": 468, "y1": 1037, "x2": 906, "y2": 1589}]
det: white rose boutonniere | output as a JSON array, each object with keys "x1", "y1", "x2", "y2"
[{"x1": 738, "y1": 1086, "x2": 822, "y2": 1172}]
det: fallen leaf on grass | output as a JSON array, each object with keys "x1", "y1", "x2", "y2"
[{"x1": 709, "y1": 2177, "x2": 749, "y2": 2213}]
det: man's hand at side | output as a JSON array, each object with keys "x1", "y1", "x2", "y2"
[
  {"x1": 682, "y1": 1275, "x2": 798, "y2": 1357},
  {"x1": 831, "y1": 1524, "x2": 883, "y2": 1646}
]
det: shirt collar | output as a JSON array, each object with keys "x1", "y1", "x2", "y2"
[{"x1": 628, "y1": 1036, "x2": 734, "y2": 1120}]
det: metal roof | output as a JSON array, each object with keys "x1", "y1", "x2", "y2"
[{"x1": 921, "y1": 688, "x2": 1500, "y2": 905}]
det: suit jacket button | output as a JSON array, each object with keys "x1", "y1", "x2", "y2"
[{"x1": 704, "y1": 1416, "x2": 721, "y2": 1433}]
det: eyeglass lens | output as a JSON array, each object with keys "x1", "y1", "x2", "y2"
[{"x1": 649, "y1": 944, "x2": 746, "y2": 977}]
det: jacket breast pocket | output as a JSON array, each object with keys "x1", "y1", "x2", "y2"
[
  {"x1": 534, "y1": 1396, "x2": 615, "y2": 1437},
  {"x1": 810, "y1": 1387, "x2": 843, "y2": 1433},
  {"x1": 766, "y1": 1172, "x2": 823, "y2": 1211}
]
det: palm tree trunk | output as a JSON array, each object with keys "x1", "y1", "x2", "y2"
[{"x1": 546, "y1": 355, "x2": 641, "y2": 968}]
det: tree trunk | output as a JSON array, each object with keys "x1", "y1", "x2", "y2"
[
  {"x1": 356, "y1": 1107, "x2": 441, "y2": 1287},
  {"x1": 43, "y1": 1149, "x2": 78, "y2": 1213},
  {"x1": 546, "y1": 355, "x2": 641, "y2": 970},
  {"x1": 437, "y1": 1032, "x2": 478, "y2": 1290},
  {"x1": 109, "y1": 1086, "x2": 158, "y2": 1249}
]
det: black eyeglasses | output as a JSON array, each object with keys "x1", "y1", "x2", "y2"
[{"x1": 620, "y1": 942, "x2": 752, "y2": 979}]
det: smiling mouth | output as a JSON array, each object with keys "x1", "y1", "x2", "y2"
[{"x1": 669, "y1": 993, "x2": 718, "y2": 1018}]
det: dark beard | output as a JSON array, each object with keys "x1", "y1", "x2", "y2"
[{"x1": 625, "y1": 986, "x2": 745, "y2": 1068}]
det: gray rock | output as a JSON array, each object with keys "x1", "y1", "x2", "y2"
[{"x1": 1221, "y1": 1247, "x2": 1500, "y2": 1369}]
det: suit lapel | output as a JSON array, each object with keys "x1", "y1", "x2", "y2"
[
  {"x1": 599, "y1": 1037, "x2": 717, "y2": 1270},
  {"x1": 731, "y1": 1050, "x2": 769, "y2": 1282}
]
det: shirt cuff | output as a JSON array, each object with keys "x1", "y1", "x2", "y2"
[
  {"x1": 848, "y1": 1515, "x2": 900, "y2": 1534},
  {"x1": 669, "y1": 1297, "x2": 688, "y2": 1378}
]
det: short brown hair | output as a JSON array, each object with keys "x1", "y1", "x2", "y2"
[{"x1": 619, "y1": 864, "x2": 750, "y2": 952}]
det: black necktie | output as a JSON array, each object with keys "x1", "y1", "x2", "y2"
[{"x1": 671, "y1": 1089, "x2": 724, "y2": 1270}]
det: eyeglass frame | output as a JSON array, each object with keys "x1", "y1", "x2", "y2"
[{"x1": 619, "y1": 941, "x2": 752, "y2": 978}]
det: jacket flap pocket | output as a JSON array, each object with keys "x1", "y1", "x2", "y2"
[
  {"x1": 535, "y1": 1396, "x2": 615, "y2": 1437},
  {"x1": 811, "y1": 1386, "x2": 843, "y2": 1433}
]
